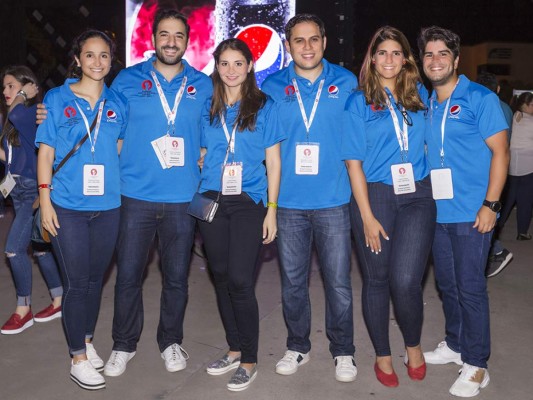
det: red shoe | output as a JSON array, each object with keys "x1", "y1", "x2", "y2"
[
  {"x1": 374, "y1": 363, "x2": 399, "y2": 387},
  {"x1": 404, "y1": 353, "x2": 426, "y2": 380},
  {"x1": 1, "y1": 312, "x2": 34, "y2": 335},
  {"x1": 34, "y1": 304, "x2": 62, "y2": 322}
]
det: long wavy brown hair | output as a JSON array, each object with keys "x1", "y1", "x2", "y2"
[
  {"x1": 359, "y1": 26, "x2": 425, "y2": 112},
  {"x1": 209, "y1": 38, "x2": 266, "y2": 132}
]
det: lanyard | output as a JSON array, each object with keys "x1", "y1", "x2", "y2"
[
  {"x1": 75, "y1": 100, "x2": 105, "y2": 158},
  {"x1": 220, "y1": 113, "x2": 238, "y2": 155},
  {"x1": 292, "y1": 78, "x2": 325, "y2": 139},
  {"x1": 430, "y1": 77, "x2": 460, "y2": 167},
  {"x1": 385, "y1": 95, "x2": 409, "y2": 161},
  {"x1": 150, "y1": 71, "x2": 187, "y2": 135},
  {"x1": 7, "y1": 143, "x2": 12, "y2": 172}
]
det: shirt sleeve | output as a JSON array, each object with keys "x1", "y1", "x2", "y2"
[
  {"x1": 477, "y1": 92, "x2": 509, "y2": 140},
  {"x1": 8, "y1": 104, "x2": 37, "y2": 143},
  {"x1": 35, "y1": 92, "x2": 58, "y2": 149},
  {"x1": 261, "y1": 99, "x2": 287, "y2": 149},
  {"x1": 341, "y1": 92, "x2": 367, "y2": 161}
]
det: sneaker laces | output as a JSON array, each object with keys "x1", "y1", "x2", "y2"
[
  {"x1": 167, "y1": 344, "x2": 189, "y2": 362},
  {"x1": 108, "y1": 351, "x2": 126, "y2": 367},
  {"x1": 74, "y1": 360, "x2": 101, "y2": 378},
  {"x1": 336, "y1": 356, "x2": 354, "y2": 370},
  {"x1": 282, "y1": 350, "x2": 299, "y2": 363},
  {"x1": 458, "y1": 363, "x2": 483, "y2": 383}
]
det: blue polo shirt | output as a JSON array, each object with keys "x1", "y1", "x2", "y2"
[
  {"x1": 341, "y1": 85, "x2": 429, "y2": 184},
  {"x1": 3, "y1": 104, "x2": 39, "y2": 179},
  {"x1": 199, "y1": 97, "x2": 286, "y2": 205},
  {"x1": 426, "y1": 75, "x2": 508, "y2": 223},
  {"x1": 261, "y1": 59, "x2": 357, "y2": 209},
  {"x1": 36, "y1": 79, "x2": 126, "y2": 211},
  {"x1": 111, "y1": 57, "x2": 212, "y2": 203}
]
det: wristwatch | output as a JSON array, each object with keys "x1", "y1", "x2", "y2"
[{"x1": 483, "y1": 200, "x2": 502, "y2": 213}]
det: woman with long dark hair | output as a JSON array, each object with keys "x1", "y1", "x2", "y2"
[
  {"x1": 36, "y1": 30, "x2": 126, "y2": 390},
  {"x1": 197, "y1": 38, "x2": 283, "y2": 391},
  {"x1": 342, "y1": 26, "x2": 436, "y2": 387},
  {"x1": 1, "y1": 66, "x2": 62, "y2": 335}
]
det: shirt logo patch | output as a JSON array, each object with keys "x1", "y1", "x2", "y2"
[
  {"x1": 328, "y1": 85, "x2": 339, "y2": 98},
  {"x1": 449, "y1": 104, "x2": 461, "y2": 119},
  {"x1": 186, "y1": 85, "x2": 197, "y2": 99},
  {"x1": 285, "y1": 85, "x2": 296, "y2": 96},
  {"x1": 141, "y1": 80, "x2": 152, "y2": 90},
  {"x1": 64, "y1": 106, "x2": 77, "y2": 118},
  {"x1": 106, "y1": 109, "x2": 117, "y2": 123}
]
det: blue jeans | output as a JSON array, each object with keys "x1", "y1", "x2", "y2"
[
  {"x1": 350, "y1": 178, "x2": 436, "y2": 356},
  {"x1": 112, "y1": 196, "x2": 196, "y2": 353},
  {"x1": 51, "y1": 204, "x2": 119, "y2": 356},
  {"x1": 6, "y1": 176, "x2": 61, "y2": 306},
  {"x1": 277, "y1": 204, "x2": 355, "y2": 357},
  {"x1": 198, "y1": 192, "x2": 266, "y2": 364},
  {"x1": 432, "y1": 222, "x2": 492, "y2": 368}
]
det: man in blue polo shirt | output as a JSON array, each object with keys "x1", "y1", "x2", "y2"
[
  {"x1": 103, "y1": 9, "x2": 212, "y2": 377},
  {"x1": 261, "y1": 14, "x2": 357, "y2": 383},
  {"x1": 418, "y1": 26, "x2": 509, "y2": 397}
]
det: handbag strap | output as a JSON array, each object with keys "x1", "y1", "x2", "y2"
[{"x1": 53, "y1": 100, "x2": 106, "y2": 177}]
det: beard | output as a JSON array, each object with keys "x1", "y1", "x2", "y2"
[{"x1": 155, "y1": 45, "x2": 184, "y2": 66}]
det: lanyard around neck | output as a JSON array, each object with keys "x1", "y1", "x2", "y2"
[
  {"x1": 150, "y1": 71, "x2": 187, "y2": 134},
  {"x1": 430, "y1": 77, "x2": 460, "y2": 167},
  {"x1": 75, "y1": 100, "x2": 105, "y2": 157},
  {"x1": 292, "y1": 78, "x2": 325, "y2": 138},
  {"x1": 220, "y1": 113, "x2": 238, "y2": 154},
  {"x1": 385, "y1": 95, "x2": 409, "y2": 161}
]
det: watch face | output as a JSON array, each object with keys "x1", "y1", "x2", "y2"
[{"x1": 491, "y1": 202, "x2": 502, "y2": 212}]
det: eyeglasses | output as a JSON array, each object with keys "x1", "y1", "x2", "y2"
[{"x1": 395, "y1": 101, "x2": 413, "y2": 126}]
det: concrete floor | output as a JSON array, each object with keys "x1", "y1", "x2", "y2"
[{"x1": 0, "y1": 207, "x2": 531, "y2": 400}]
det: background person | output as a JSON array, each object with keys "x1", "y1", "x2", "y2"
[
  {"x1": 342, "y1": 26, "x2": 435, "y2": 387},
  {"x1": 36, "y1": 30, "x2": 126, "y2": 390},
  {"x1": 198, "y1": 38, "x2": 283, "y2": 391},
  {"x1": 0, "y1": 65, "x2": 62, "y2": 335}
]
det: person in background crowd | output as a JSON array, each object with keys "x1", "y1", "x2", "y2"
[
  {"x1": 342, "y1": 26, "x2": 435, "y2": 387},
  {"x1": 262, "y1": 14, "x2": 358, "y2": 383},
  {"x1": 36, "y1": 30, "x2": 126, "y2": 390},
  {"x1": 419, "y1": 26, "x2": 509, "y2": 398},
  {"x1": 0, "y1": 65, "x2": 62, "y2": 336},
  {"x1": 198, "y1": 38, "x2": 283, "y2": 391},
  {"x1": 476, "y1": 71, "x2": 513, "y2": 278}
]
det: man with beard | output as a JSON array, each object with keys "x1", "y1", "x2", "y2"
[
  {"x1": 103, "y1": 9, "x2": 212, "y2": 377},
  {"x1": 418, "y1": 26, "x2": 509, "y2": 397},
  {"x1": 261, "y1": 14, "x2": 358, "y2": 383}
]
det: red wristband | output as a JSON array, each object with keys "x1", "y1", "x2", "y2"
[{"x1": 38, "y1": 184, "x2": 53, "y2": 190}]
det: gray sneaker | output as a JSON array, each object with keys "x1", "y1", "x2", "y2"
[
  {"x1": 227, "y1": 366, "x2": 257, "y2": 391},
  {"x1": 486, "y1": 249, "x2": 513, "y2": 278},
  {"x1": 206, "y1": 354, "x2": 241, "y2": 376}
]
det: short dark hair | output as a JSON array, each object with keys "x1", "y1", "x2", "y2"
[
  {"x1": 152, "y1": 9, "x2": 190, "y2": 39},
  {"x1": 285, "y1": 14, "x2": 325, "y2": 41},
  {"x1": 476, "y1": 72, "x2": 498, "y2": 93},
  {"x1": 417, "y1": 26, "x2": 460, "y2": 60}
]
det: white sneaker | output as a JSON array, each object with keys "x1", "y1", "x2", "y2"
[
  {"x1": 104, "y1": 350, "x2": 136, "y2": 377},
  {"x1": 86, "y1": 343, "x2": 104, "y2": 372},
  {"x1": 334, "y1": 355, "x2": 357, "y2": 382},
  {"x1": 275, "y1": 350, "x2": 310, "y2": 375},
  {"x1": 449, "y1": 363, "x2": 490, "y2": 397},
  {"x1": 161, "y1": 343, "x2": 189, "y2": 372},
  {"x1": 424, "y1": 341, "x2": 463, "y2": 365},
  {"x1": 70, "y1": 359, "x2": 105, "y2": 390}
]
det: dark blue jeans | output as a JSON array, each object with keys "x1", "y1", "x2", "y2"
[
  {"x1": 6, "y1": 176, "x2": 61, "y2": 306},
  {"x1": 432, "y1": 222, "x2": 492, "y2": 368},
  {"x1": 198, "y1": 192, "x2": 266, "y2": 364},
  {"x1": 350, "y1": 177, "x2": 436, "y2": 356},
  {"x1": 277, "y1": 204, "x2": 355, "y2": 358},
  {"x1": 112, "y1": 196, "x2": 196, "y2": 353},
  {"x1": 51, "y1": 204, "x2": 119, "y2": 356}
]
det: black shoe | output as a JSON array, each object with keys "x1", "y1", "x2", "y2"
[
  {"x1": 517, "y1": 233, "x2": 532, "y2": 241},
  {"x1": 486, "y1": 249, "x2": 513, "y2": 278}
]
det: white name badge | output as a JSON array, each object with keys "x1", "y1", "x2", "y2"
[
  {"x1": 151, "y1": 135, "x2": 170, "y2": 169},
  {"x1": 295, "y1": 143, "x2": 319, "y2": 175},
  {"x1": 83, "y1": 164, "x2": 105, "y2": 196},
  {"x1": 0, "y1": 172, "x2": 16, "y2": 198},
  {"x1": 430, "y1": 168, "x2": 454, "y2": 200},
  {"x1": 391, "y1": 163, "x2": 416, "y2": 195},
  {"x1": 164, "y1": 136, "x2": 185, "y2": 167},
  {"x1": 222, "y1": 163, "x2": 242, "y2": 195}
]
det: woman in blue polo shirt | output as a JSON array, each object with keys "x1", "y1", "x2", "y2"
[
  {"x1": 342, "y1": 27, "x2": 436, "y2": 387},
  {"x1": 0, "y1": 65, "x2": 63, "y2": 335},
  {"x1": 197, "y1": 38, "x2": 283, "y2": 391},
  {"x1": 36, "y1": 30, "x2": 126, "y2": 391}
]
